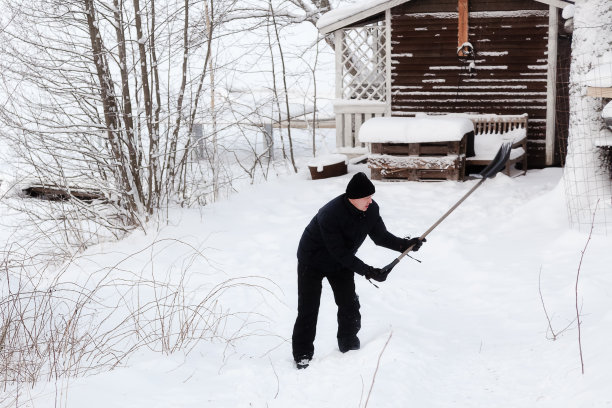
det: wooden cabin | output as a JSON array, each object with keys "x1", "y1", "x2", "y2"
[{"x1": 317, "y1": 0, "x2": 573, "y2": 169}]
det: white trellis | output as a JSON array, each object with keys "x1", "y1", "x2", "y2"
[
  {"x1": 333, "y1": 20, "x2": 390, "y2": 154},
  {"x1": 337, "y1": 22, "x2": 387, "y2": 101}
]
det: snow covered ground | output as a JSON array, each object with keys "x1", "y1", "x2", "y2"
[{"x1": 5, "y1": 159, "x2": 612, "y2": 407}]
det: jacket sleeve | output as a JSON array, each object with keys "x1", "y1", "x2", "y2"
[
  {"x1": 317, "y1": 211, "x2": 371, "y2": 275},
  {"x1": 368, "y1": 212, "x2": 405, "y2": 252}
]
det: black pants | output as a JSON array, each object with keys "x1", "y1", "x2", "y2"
[{"x1": 291, "y1": 262, "x2": 361, "y2": 361}]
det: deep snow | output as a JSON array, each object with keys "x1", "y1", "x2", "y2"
[{"x1": 6, "y1": 162, "x2": 612, "y2": 408}]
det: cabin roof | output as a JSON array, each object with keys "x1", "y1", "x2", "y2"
[{"x1": 317, "y1": 0, "x2": 574, "y2": 35}]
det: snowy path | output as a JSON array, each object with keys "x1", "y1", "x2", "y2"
[{"x1": 12, "y1": 167, "x2": 612, "y2": 407}]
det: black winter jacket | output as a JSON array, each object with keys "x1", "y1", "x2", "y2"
[{"x1": 297, "y1": 194, "x2": 404, "y2": 276}]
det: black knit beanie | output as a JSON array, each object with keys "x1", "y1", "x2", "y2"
[{"x1": 346, "y1": 172, "x2": 375, "y2": 199}]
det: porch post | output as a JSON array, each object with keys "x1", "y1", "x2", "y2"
[
  {"x1": 545, "y1": 5, "x2": 558, "y2": 166},
  {"x1": 385, "y1": 9, "x2": 392, "y2": 116},
  {"x1": 334, "y1": 30, "x2": 344, "y2": 99},
  {"x1": 335, "y1": 30, "x2": 345, "y2": 147}
]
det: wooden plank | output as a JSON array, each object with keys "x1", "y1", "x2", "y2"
[
  {"x1": 370, "y1": 168, "x2": 383, "y2": 180},
  {"x1": 381, "y1": 144, "x2": 413, "y2": 155},
  {"x1": 335, "y1": 31, "x2": 344, "y2": 150},
  {"x1": 336, "y1": 114, "x2": 344, "y2": 147},
  {"x1": 344, "y1": 113, "x2": 353, "y2": 147},
  {"x1": 419, "y1": 169, "x2": 450, "y2": 179},
  {"x1": 457, "y1": 0, "x2": 469, "y2": 53},
  {"x1": 391, "y1": 100, "x2": 545, "y2": 107},
  {"x1": 545, "y1": 5, "x2": 557, "y2": 165},
  {"x1": 386, "y1": 9, "x2": 393, "y2": 114},
  {"x1": 587, "y1": 87, "x2": 612, "y2": 98},
  {"x1": 448, "y1": 140, "x2": 461, "y2": 155},
  {"x1": 335, "y1": 31, "x2": 343, "y2": 99},
  {"x1": 418, "y1": 145, "x2": 451, "y2": 155},
  {"x1": 467, "y1": 0, "x2": 548, "y2": 11},
  {"x1": 393, "y1": 0, "x2": 456, "y2": 13},
  {"x1": 531, "y1": 0, "x2": 570, "y2": 9},
  {"x1": 271, "y1": 119, "x2": 336, "y2": 129},
  {"x1": 354, "y1": 113, "x2": 363, "y2": 145},
  {"x1": 333, "y1": 101, "x2": 387, "y2": 114},
  {"x1": 23, "y1": 185, "x2": 104, "y2": 202}
]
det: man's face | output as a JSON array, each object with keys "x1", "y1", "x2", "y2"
[{"x1": 349, "y1": 195, "x2": 373, "y2": 212}]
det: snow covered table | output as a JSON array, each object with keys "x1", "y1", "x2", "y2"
[{"x1": 359, "y1": 117, "x2": 474, "y2": 181}]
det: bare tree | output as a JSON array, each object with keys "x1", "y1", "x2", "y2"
[{"x1": 0, "y1": 0, "x2": 223, "y2": 224}]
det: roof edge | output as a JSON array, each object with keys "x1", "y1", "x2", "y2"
[
  {"x1": 317, "y1": 0, "x2": 573, "y2": 35},
  {"x1": 318, "y1": 0, "x2": 407, "y2": 35}
]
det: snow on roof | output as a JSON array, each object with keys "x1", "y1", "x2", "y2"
[
  {"x1": 317, "y1": 0, "x2": 404, "y2": 34},
  {"x1": 317, "y1": 0, "x2": 572, "y2": 34},
  {"x1": 359, "y1": 116, "x2": 474, "y2": 143}
]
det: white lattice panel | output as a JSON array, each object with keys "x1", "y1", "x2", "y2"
[{"x1": 341, "y1": 23, "x2": 387, "y2": 101}]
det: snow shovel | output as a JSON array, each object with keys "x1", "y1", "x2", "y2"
[{"x1": 380, "y1": 142, "x2": 513, "y2": 276}]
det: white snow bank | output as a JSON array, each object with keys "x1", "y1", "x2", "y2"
[
  {"x1": 8, "y1": 164, "x2": 612, "y2": 408},
  {"x1": 359, "y1": 116, "x2": 474, "y2": 143}
]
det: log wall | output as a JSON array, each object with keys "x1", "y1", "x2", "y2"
[{"x1": 389, "y1": 0, "x2": 556, "y2": 167}]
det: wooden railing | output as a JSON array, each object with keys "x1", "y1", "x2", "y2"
[
  {"x1": 334, "y1": 100, "x2": 387, "y2": 155},
  {"x1": 468, "y1": 113, "x2": 528, "y2": 136}
]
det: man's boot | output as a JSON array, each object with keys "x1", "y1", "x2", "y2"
[
  {"x1": 295, "y1": 355, "x2": 311, "y2": 369},
  {"x1": 338, "y1": 335, "x2": 360, "y2": 353}
]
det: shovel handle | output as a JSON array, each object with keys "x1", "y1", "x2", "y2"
[
  {"x1": 382, "y1": 258, "x2": 399, "y2": 274},
  {"x1": 395, "y1": 177, "x2": 486, "y2": 264},
  {"x1": 385, "y1": 143, "x2": 511, "y2": 271}
]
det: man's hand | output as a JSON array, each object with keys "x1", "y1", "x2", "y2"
[
  {"x1": 365, "y1": 266, "x2": 387, "y2": 282},
  {"x1": 401, "y1": 237, "x2": 426, "y2": 252}
]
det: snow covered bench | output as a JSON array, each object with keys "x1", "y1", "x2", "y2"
[
  {"x1": 359, "y1": 114, "x2": 528, "y2": 181},
  {"x1": 463, "y1": 114, "x2": 528, "y2": 175},
  {"x1": 359, "y1": 116, "x2": 474, "y2": 181}
]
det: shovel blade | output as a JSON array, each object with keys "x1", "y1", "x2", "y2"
[{"x1": 478, "y1": 142, "x2": 513, "y2": 179}]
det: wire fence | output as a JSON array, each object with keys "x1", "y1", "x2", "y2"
[{"x1": 558, "y1": 52, "x2": 612, "y2": 235}]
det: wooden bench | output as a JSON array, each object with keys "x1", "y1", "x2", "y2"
[{"x1": 464, "y1": 114, "x2": 528, "y2": 175}]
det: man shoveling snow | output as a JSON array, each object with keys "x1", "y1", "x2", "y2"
[{"x1": 292, "y1": 172, "x2": 424, "y2": 369}]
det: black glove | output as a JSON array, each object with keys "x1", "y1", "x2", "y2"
[
  {"x1": 365, "y1": 266, "x2": 387, "y2": 282},
  {"x1": 401, "y1": 237, "x2": 426, "y2": 252}
]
